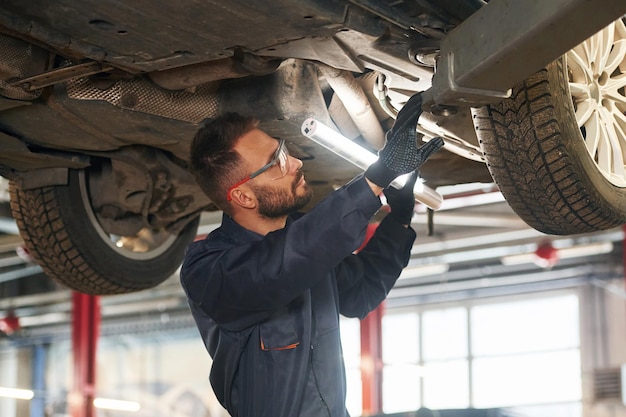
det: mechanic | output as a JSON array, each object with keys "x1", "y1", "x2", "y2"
[{"x1": 180, "y1": 93, "x2": 443, "y2": 417}]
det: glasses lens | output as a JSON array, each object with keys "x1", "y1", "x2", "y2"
[
  {"x1": 277, "y1": 146, "x2": 289, "y2": 178},
  {"x1": 247, "y1": 139, "x2": 290, "y2": 181}
]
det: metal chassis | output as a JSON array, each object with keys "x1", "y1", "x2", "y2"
[{"x1": 426, "y1": 0, "x2": 626, "y2": 109}]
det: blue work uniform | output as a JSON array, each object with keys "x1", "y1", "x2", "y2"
[{"x1": 180, "y1": 175, "x2": 416, "y2": 417}]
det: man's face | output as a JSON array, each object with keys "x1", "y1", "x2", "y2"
[
  {"x1": 233, "y1": 129, "x2": 313, "y2": 217},
  {"x1": 249, "y1": 168, "x2": 313, "y2": 218}
]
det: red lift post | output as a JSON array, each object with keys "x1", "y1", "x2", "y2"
[
  {"x1": 360, "y1": 304, "x2": 384, "y2": 414},
  {"x1": 356, "y1": 223, "x2": 385, "y2": 414},
  {"x1": 69, "y1": 292, "x2": 100, "y2": 417}
]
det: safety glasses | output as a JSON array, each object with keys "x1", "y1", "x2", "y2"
[{"x1": 226, "y1": 138, "x2": 290, "y2": 201}]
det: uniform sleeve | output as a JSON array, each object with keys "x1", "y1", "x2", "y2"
[
  {"x1": 334, "y1": 214, "x2": 416, "y2": 319},
  {"x1": 180, "y1": 175, "x2": 382, "y2": 331}
]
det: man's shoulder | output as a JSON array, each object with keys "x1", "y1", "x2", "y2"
[{"x1": 187, "y1": 227, "x2": 236, "y2": 256}]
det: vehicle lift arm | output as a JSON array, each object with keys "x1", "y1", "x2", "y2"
[{"x1": 425, "y1": 0, "x2": 626, "y2": 109}]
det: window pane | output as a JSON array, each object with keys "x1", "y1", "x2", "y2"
[
  {"x1": 471, "y1": 295, "x2": 579, "y2": 356},
  {"x1": 472, "y1": 350, "x2": 582, "y2": 407},
  {"x1": 423, "y1": 360, "x2": 470, "y2": 409},
  {"x1": 422, "y1": 307, "x2": 467, "y2": 360},
  {"x1": 340, "y1": 317, "x2": 362, "y2": 417},
  {"x1": 382, "y1": 313, "x2": 419, "y2": 364},
  {"x1": 509, "y1": 402, "x2": 582, "y2": 417},
  {"x1": 345, "y1": 369, "x2": 362, "y2": 417},
  {"x1": 340, "y1": 318, "x2": 361, "y2": 368},
  {"x1": 382, "y1": 364, "x2": 421, "y2": 414}
]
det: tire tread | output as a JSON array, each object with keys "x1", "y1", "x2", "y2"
[{"x1": 473, "y1": 62, "x2": 624, "y2": 234}]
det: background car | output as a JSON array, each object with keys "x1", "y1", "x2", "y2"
[{"x1": 0, "y1": 1, "x2": 624, "y2": 294}]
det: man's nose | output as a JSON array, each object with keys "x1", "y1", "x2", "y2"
[{"x1": 289, "y1": 155, "x2": 303, "y2": 172}]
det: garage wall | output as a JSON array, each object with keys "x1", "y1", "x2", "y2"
[
  {"x1": 0, "y1": 348, "x2": 30, "y2": 417},
  {"x1": 1, "y1": 329, "x2": 228, "y2": 417},
  {"x1": 580, "y1": 278, "x2": 626, "y2": 417}
]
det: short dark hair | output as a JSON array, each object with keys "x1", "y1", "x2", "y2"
[{"x1": 189, "y1": 113, "x2": 259, "y2": 211}]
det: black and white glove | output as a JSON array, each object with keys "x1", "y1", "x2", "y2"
[
  {"x1": 365, "y1": 92, "x2": 444, "y2": 188},
  {"x1": 383, "y1": 170, "x2": 419, "y2": 225}
]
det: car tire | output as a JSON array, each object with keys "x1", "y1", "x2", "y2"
[
  {"x1": 9, "y1": 168, "x2": 200, "y2": 294},
  {"x1": 472, "y1": 18, "x2": 626, "y2": 235}
]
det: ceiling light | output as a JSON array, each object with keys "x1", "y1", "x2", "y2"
[
  {"x1": 500, "y1": 241, "x2": 614, "y2": 267},
  {"x1": 93, "y1": 397, "x2": 141, "y2": 412},
  {"x1": 398, "y1": 263, "x2": 450, "y2": 279},
  {"x1": 301, "y1": 118, "x2": 443, "y2": 210},
  {"x1": 0, "y1": 387, "x2": 34, "y2": 400}
]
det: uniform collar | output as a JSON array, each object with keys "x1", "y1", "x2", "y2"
[{"x1": 218, "y1": 212, "x2": 298, "y2": 243}]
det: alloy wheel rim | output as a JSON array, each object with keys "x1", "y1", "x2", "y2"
[{"x1": 567, "y1": 18, "x2": 626, "y2": 187}]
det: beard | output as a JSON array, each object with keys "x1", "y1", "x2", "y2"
[{"x1": 250, "y1": 170, "x2": 314, "y2": 219}]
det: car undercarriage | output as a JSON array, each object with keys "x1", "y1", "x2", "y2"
[{"x1": 0, "y1": 0, "x2": 625, "y2": 294}]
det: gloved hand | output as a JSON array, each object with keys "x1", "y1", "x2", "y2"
[
  {"x1": 365, "y1": 92, "x2": 444, "y2": 187},
  {"x1": 383, "y1": 170, "x2": 419, "y2": 225}
]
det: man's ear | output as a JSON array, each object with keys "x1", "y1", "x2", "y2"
[{"x1": 229, "y1": 186, "x2": 257, "y2": 209}]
